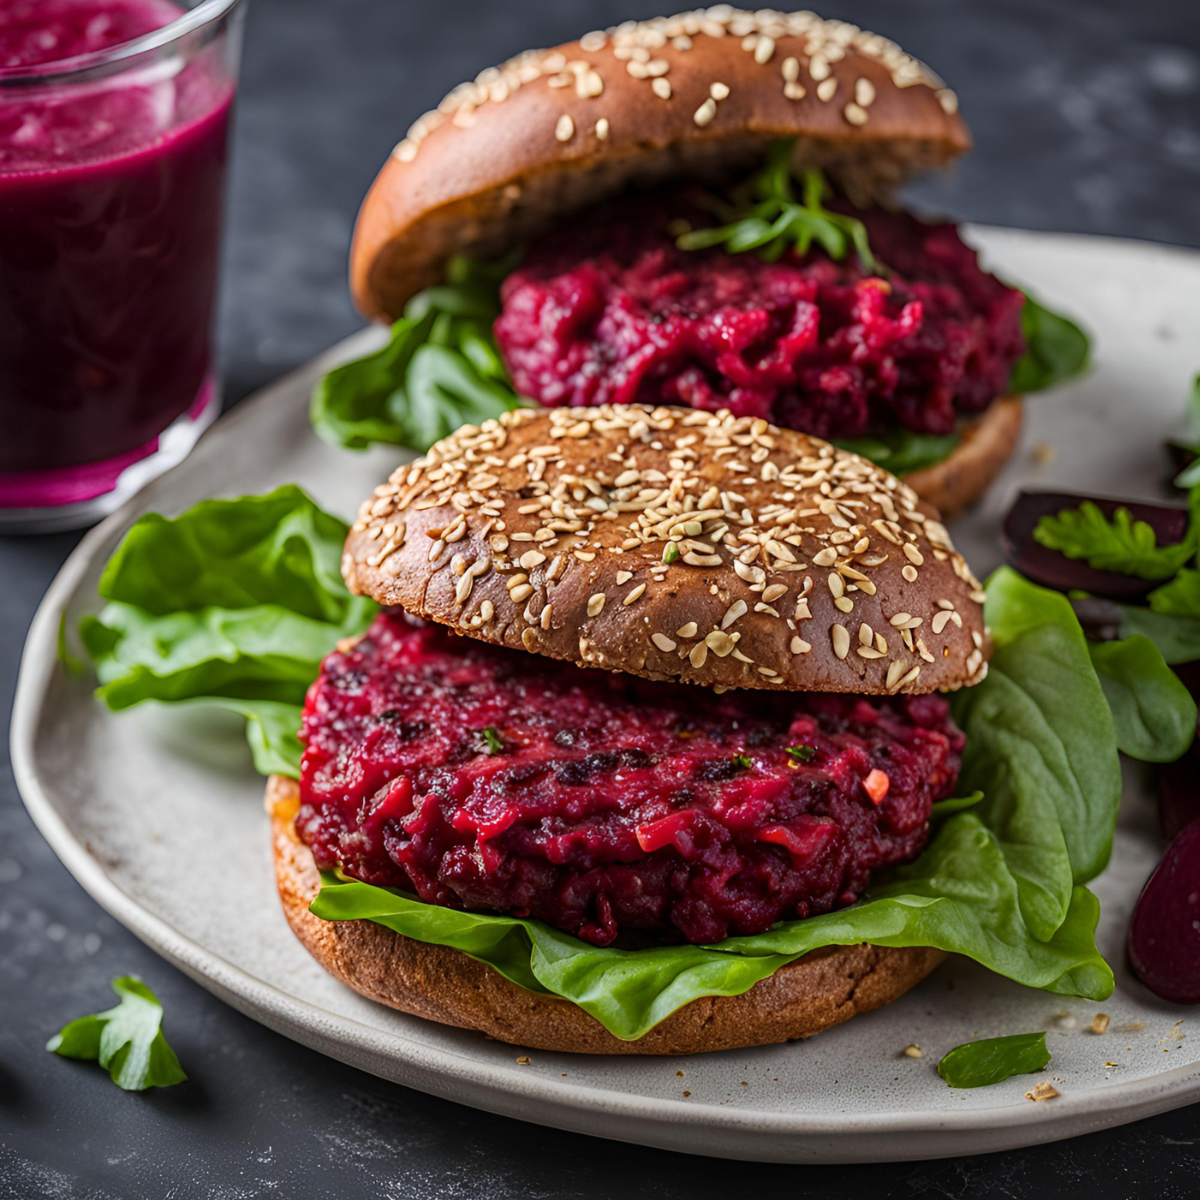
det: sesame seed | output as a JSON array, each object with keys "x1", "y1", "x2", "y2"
[
  {"x1": 931, "y1": 610, "x2": 953, "y2": 635},
  {"x1": 554, "y1": 114, "x2": 574, "y2": 142},
  {"x1": 790, "y1": 636, "x2": 811, "y2": 655},
  {"x1": 710, "y1": 81, "x2": 730, "y2": 100},
  {"x1": 903, "y1": 1045, "x2": 922, "y2": 1059},
  {"x1": 812, "y1": 547, "x2": 837, "y2": 567},
  {"x1": 844, "y1": 102, "x2": 868, "y2": 126},
  {"x1": 646, "y1": 58, "x2": 670, "y2": 77},
  {"x1": 761, "y1": 583, "x2": 788, "y2": 603},
  {"x1": 817, "y1": 77, "x2": 838, "y2": 102},
  {"x1": 616, "y1": 570, "x2": 633, "y2": 585},
  {"x1": 722, "y1": 600, "x2": 748, "y2": 629},
  {"x1": 587, "y1": 593, "x2": 606, "y2": 617},
  {"x1": 855, "y1": 77, "x2": 876, "y2": 106},
  {"x1": 520, "y1": 550, "x2": 546, "y2": 570},
  {"x1": 521, "y1": 628, "x2": 538, "y2": 651},
  {"x1": 693, "y1": 97, "x2": 717, "y2": 126},
  {"x1": 509, "y1": 583, "x2": 533, "y2": 603},
  {"x1": 834, "y1": 596, "x2": 854, "y2": 614},
  {"x1": 902, "y1": 565, "x2": 918, "y2": 583},
  {"x1": 889, "y1": 613, "x2": 913, "y2": 627},
  {"x1": 479, "y1": 600, "x2": 494, "y2": 621},
  {"x1": 652, "y1": 632, "x2": 677, "y2": 652},
  {"x1": 623, "y1": 583, "x2": 647, "y2": 605},
  {"x1": 783, "y1": 81, "x2": 806, "y2": 100},
  {"x1": 689, "y1": 641, "x2": 709, "y2": 668},
  {"x1": 903, "y1": 543, "x2": 925, "y2": 566},
  {"x1": 782, "y1": 56, "x2": 800, "y2": 82},
  {"x1": 938, "y1": 88, "x2": 959, "y2": 115},
  {"x1": 886, "y1": 660, "x2": 906, "y2": 690},
  {"x1": 676, "y1": 622, "x2": 699, "y2": 638},
  {"x1": 652, "y1": 77, "x2": 672, "y2": 99},
  {"x1": 832, "y1": 624, "x2": 850, "y2": 659},
  {"x1": 808, "y1": 55, "x2": 831, "y2": 81}
]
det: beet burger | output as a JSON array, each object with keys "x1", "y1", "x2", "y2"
[
  {"x1": 315, "y1": 7, "x2": 1089, "y2": 518},
  {"x1": 276, "y1": 403, "x2": 986, "y2": 1054},
  {"x1": 84, "y1": 401, "x2": 1122, "y2": 1054}
]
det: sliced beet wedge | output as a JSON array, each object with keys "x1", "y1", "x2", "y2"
[
  {"x1": 1004, "y1": 491, "x2": 1191, "y2": 601},
  {"x1": 1127, "y1": 819, "x2": 1200, "y2": 1005}
]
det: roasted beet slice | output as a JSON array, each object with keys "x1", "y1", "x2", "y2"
[
  {"x1": 1128, "y1": 819, "x2": 1200, "y2": 1005},
  {"x1": 1004, "y1": 491, "x2": 1191, "y2": 601},
  {"x1": 1159, "y1": 742, "x2": 1200, "y2": 842}
]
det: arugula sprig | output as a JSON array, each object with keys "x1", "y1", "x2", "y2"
[
  {"x1": 47, "y1": 976, "x2": 186, "y2": 1091},
  {"x1": 676, "y1": 141, "x2": 876, "y2": 270},
  {"x1": 312, "y1": 256, "x2": 524, "y2": 453}
]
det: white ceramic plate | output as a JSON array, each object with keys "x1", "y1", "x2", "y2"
[{"x1": 12, "y1": 228, "x2": 1200, "y2": 1164}]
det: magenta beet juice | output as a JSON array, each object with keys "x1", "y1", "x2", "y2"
[{"x1": 0, "y1": 0, "x2": 243, "y2": 530}]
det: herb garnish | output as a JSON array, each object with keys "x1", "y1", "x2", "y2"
[
  {"x1": 1033, "y1": 501, "x2": 1196, "y2": 581},
  {"x1": 662, "y1": 541, "x2": 680, "y2": 564},
  {"x1": 480, "y1": 727, "x2": 504, "y2": 754},
  {"x1": 675, "y1": 140, "x2": 876, "y2": 270},
  {"x1": 785, "y1": 744, "x2": 816, "y2": 762},
  {"x1": 731, "y1": 753, "x2": 754, "y2": 770},
  {"x1": 937, "y1": 1032, "x2": 1051, "y2": 1089},
  {"x1": 47, "y1": 976, "x2": 186, "y2": 1091}
]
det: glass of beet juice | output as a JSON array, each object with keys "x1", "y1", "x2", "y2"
[{"x1": 0, "y1": 0, "x2": 244, "y2": 532}]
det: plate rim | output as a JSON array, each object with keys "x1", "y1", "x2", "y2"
[{"x1": 12, "y1": 227, "x2": 1200, "y2": 1162}]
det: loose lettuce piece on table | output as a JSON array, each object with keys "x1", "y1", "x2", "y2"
[
  {"x1": 311, "y1": 257, "x2": 523, "y2": 452},
  {"x1": 937, "y1": 1032, "x2": 1051, "y2": 1090},
  {"x1": 47, "y1": 976, "x2": 186, "y2": 1091},
  {"x1": 80, "y1": 487, "x2": 377, "y2": 776}
]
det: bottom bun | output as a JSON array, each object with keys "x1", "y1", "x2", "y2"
[
  {"x1": 268, "y1": 775, "x2": 945, "y2": 1055},
  {"x1": 904, "y1": 396, "x2": 1023, "y2": 521}
]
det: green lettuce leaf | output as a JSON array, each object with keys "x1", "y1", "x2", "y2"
[
  {"x1": 311, "y1": 257, "x2": 523, "y2": 452},
  {"x1": 1009, "y1": 294, "x2": 1091, "y2": 394},
  {"x1": 81, "y1": 487, "x2": 377, "y2": 776},
  {"x1": 1087, "y1": 637, "x2": 1198, "y2": 762},
  {"x1": 1116, "y1": 605, "x2": 1200, "y2": 664},
  {"x1": 1148, "y1": 567, "x2": 1200, "y2": 617},
  {"x1": 47, "y1": 976, "x2": 186, "y2": 1091},
  {"x1": 833, "y1": 430, "x2": 961, "y2": 475},
  {"x1": 949, "y1": 568, "x2": 1120, "y2": 940},
  {"x1": 937, "y1": 1032, "x2": 1050, "y2": 1089},
  {"x1": 313, "y1": 814, "x2": 1112, "y2": 1041}
]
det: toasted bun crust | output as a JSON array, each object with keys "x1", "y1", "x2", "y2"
[
  {"x1": 343, "y1": 405, "x2": 989, "y2": 695},
  {"x1": 269, "y1": 776, "x2": 945, "y2": 1055},
  {"x1": 352, "y1": 8, "x2": 969, "y2": 322},
  {"x1": 907, "y1": 397, "x2": 1023, "y2": 521}
]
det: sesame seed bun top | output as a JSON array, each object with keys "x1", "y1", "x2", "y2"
[
  {"x1": 351, "y1": 7, "x2": 970, "y2": 324},
  {"x1": 342, "y1": 405, "x2": 990, "y2": 696}
]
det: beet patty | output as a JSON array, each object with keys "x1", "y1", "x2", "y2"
[
  {"x1": 297, "y1": 610, "x2": 966, "y2": 946},
  {"x1": 493, "y1": 192, "x2": 1025, "y2": 440}
]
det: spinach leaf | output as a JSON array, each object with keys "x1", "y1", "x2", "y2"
[
  {"x1": 951, "y1": 568, "x2": 1121, "y2": 940},
  {"x1": 1088, "y1": 637, "x2": 1198, "y2": 762},
  {"x1": 80, "y1": 488, "x2": 377, "y2": 777},
  {"x1": 833, "y1": 430, "x2": 961, "y2": 475},
  {"x1": 1116, "y1": 605, "x2": 1200, "y2": 664},
  {"x1": 1009, "y1": 294, "x2": 1091, "y2": 394},
  {"x1": 311, "y1": 257, "x2": 524, "y2": 452},
  {"x1": 937, "y1": 1032, "x2": 1050, "y2": 1089},
  {"x1": 47, "y1": 976, "x2": 186, "y2": 1091}
]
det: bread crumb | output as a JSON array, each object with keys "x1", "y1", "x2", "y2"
[
  {"x1": 1090, "y1": 1012, "x2": 1110, "y2": 1035},
  {"x1": 515, "y1": 1055, "x2": 531, "y2": 1065},
  {"x1": 682, "y1": 1090, "x2": 691, "y2": 1097},
  {"x1": 1026, "y1": 1081, "x2": 1059, "y2": 1102},
  {"x1": 676, "y1": 1070, "x2": 684, "y2": 1077},
  {"x1": 1031, "y1": 441, "x2": 1055, "y2": 465},
  {"x1": 903, "y1": 1044, "x2": 922, "y2": 1059}
]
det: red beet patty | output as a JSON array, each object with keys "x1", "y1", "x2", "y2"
[
  {"x1": 493, "y1": 192, "x2": 1025, "y2": 439},
  {"x1": 297, "y1": 611, "x2": 966, "y2": 946}
]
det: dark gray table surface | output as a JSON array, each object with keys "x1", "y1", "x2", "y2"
[{"x1": 4, "y1": 1, "x2": 1199, "y2": 1195}]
